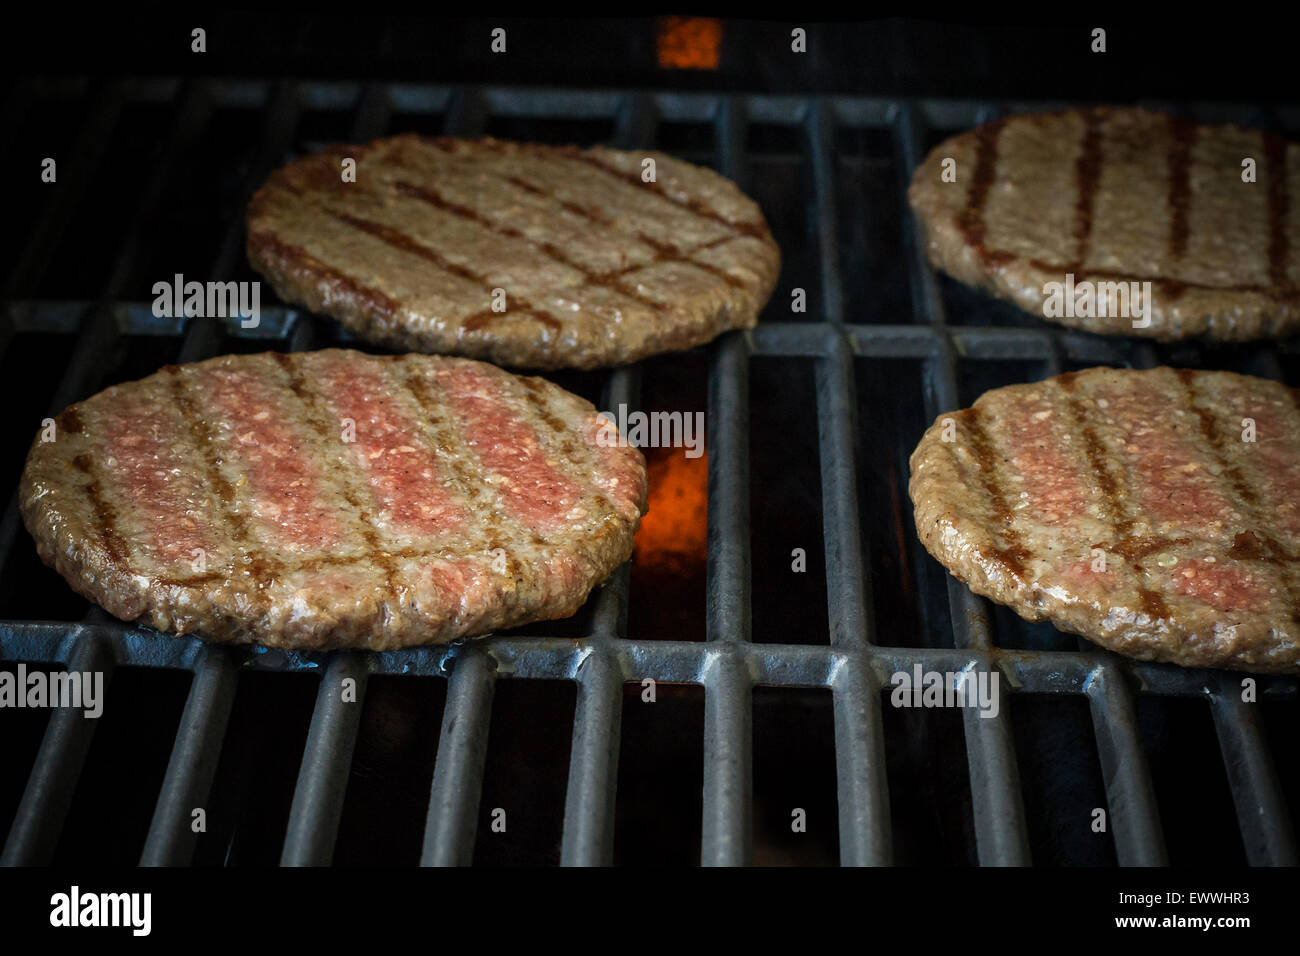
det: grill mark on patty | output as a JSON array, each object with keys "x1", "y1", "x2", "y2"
[
  {"x1": 389, "y1": 178, "x2": 675, "y2": 313},
  {"x1": 199, "y1": 359, "x2": 341, "y2": 551},
  {"x1": 312, "y1": 352, "x2": 467, "y2": 541},
  {"x1": 513, "y1": 376, "x2": 618, "y2": 518},
  {"x1": 462, "y1": 310, "x2": 503, "y2": 334},
  {"x1": 396, "y1": 172, "x2": 745, "y2": 304},
  {"x1": 1267, "y1": 133, "x2": 1292, "y2": 289},
  {"x1": 419, "y1": 136, "x2": 772, "y2": 243},
  {"x1": 1163, "y1": 116, "x2": 1198, "y2": 300},
  {"x1": 163, "y1": 367, "x2": 276, "y2": 594},
  {"x1": 1177, "y1": 369, "x2": 1300, "y2": 621},
  {"x1": 945, "y1": 113, "x2": 1298, "y2": 303},
  {"x1": 1241, "y1": 386, "x2": 1300, "y2": 543},
  {"x1": 957, "y1": 118, "x2": 1014, "y2": 268},
  {"x1": 1167, "y1": 116, "x2": 1197, "y2": 264},
  {"x1": 1101, "y1": 370, "x2": 1238, "y2": 534},
  {"x1": 1056, "y1": 372, "x2": 1171, "y2": 622},
  {"x1": 82, "y1": 387, "x2": 231, "y2": 583},
  {"x1": 502, "y1": 170, "x2": 610, "y2": 218},
  {"x1": 1068, "y1": 108, "x2": 1105, "y2": 272},
  {"x1": 413, "y1": 362, "x2": 616, "y2": 587},
  {"x1": 270, "y1": 352, "x2": 398, "y2": 594},
  {"x1": 327, "y1": 208, "x2": 566, "y2": 334},
  {"x1": 399, "y1": 364, "x2": 522, "y2": 578},
  {"x1": 247, "y1": 229, "x2": 400, "y2": 316},
  {"x1": 434, "y1": 361, "x2": 585, "y2": 534},
  {"x1": 399, "y1": 365, "x2": 484, "y2": 503},
  {"x1": 548, "y1": 146, "x2": 767, "y2": 242},
  {"x1": 963, "y1": 405, "x2": 1031, "y2": 579},
  {"x1": 517, "y1": 376, "x2": 568, "y2": 438},
  {"x1": 409, "y1": 143, "x2": 758, "y2": 287},
  {"x1": 632, "y1": 230, "x2": 746, "y2": 289},
  {"x1": 71, "y1": 453, "x2": 128, "y2": 567},
  {"x1": 1176, "y1": 370, "x2": 1263, "y2": 517},
  {"x1": 395, "y1": 157, "x2": 748, "y2": 293}
]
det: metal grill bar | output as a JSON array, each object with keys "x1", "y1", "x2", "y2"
[
  {"x1": 700, "y1": 98, "x2": 756, "y2": 864},
  {"x1": 702, "y1": 328, "x2": 754, "y2": 865},
  {"x1": 586, "y1": 365, "x2": 640, "y2": 640},
  {"x1": 560, "y1": 649, "x2": 625, "y2": 865},
  {"x1": 961, "y1": 676, "x2": 1031, "y2": 865},
  {"x1": 702, "y1": 649, "x2": 753, "y2": 865},
  {"x1": 140, "y1": 647, "x2": 238, "y2": 866},
  {"x1": 6, "y1": 623, "x2": 1295, "y2": 700},
  {"x1": 832, "y1": 657, "x2": 891, "y2": 864},
  {"x1": 816, "y1": 337, "x2": 894, "y2": 861},
  {"x1": 1209, "y1": 678, "x2": 1298, "y2": 866},
  {"x1": 613, "y1": 92, "x2": 657, "y2": 150},
  {"x1": 350, "y1": 83, "x2": 392, "y2": 141},
  {"x1": 420, "y1": 647, "x2": 496, "y2": 866},
  {"x1": 281, "y1": 654, "x2": 370, "y2": 865},
  {"x1": 705, "y1": 334, "x2": 752, "y2": 646},
  {"x1": 897, "y1": 101, "x2": 1033, "y2": 866},
  {"x1": 1, "y1": 634, "x2": 113, "y2": 865},
  {"x1": 559, "y1": 362, "x2": 641, "y2": 865},
  {"x1": 813, "y1": 327, "x2": 893, "y2": 861},
  {"x1": 809, "y1": 100, "x2": 845, "y2": 326},
  {"x1": 895, "y1": 104, "x2": 947, "y2": 328},
  {"x1": 445, "y1": 87, "x2": 488, "y2": 137},
  {"x1": 817, "y1": 337, "x2": 871, "y2": 649},
  {"x1": 2, "y1": 306, "x2": 1182, "y2": 364},
  {"x1": 1086, "y1": 663, "x2": 1168, "y2": 865}
]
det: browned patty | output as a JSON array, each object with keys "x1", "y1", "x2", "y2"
[
  {"x1": 909, "y1": 366, "x2": 1300, "y2": 673},
  {"x1": 20, "y1": 350, "x2": 647, "y2": 650},
  {"x1": 908, "y1": 108, "x2": 1300, "y2": 341},
  {"x1": 246, "y1": 135, "x2": 781, "y2": 369}
]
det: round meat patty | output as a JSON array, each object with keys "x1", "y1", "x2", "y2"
[
  {"x1": 20, "y1": 350, "x2": 647, "y2": 650},
  {"x1": 908, "y1": 108, "x2": 1300, "y2": 341},
  {"x1": 246, "y1": 135, "x2": 781, "y2": 370},
  {"x1": 909, "y1": 366, "x2": 1300, "y2": 673}
]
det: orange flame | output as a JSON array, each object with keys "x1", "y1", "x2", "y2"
[
  {"x1": 633, "y1": 445, "x2": 708, "y2": 572},
  {"x1": 656, "y1": 16, "x2": 723, "y2": 71}
]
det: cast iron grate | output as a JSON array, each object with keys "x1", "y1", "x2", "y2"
[{"x1": 1, "y1": 78, "x2": 1297, "y2": 866}]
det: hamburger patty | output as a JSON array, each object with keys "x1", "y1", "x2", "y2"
[
  {"x1": 909, "y1": 366, "x2": 1300, "y2": 673},
  {"x1": 19, "y1": 350, "x2": 647, "y2": 650},
  {"x1": 908, "y1": 108, "x2": 1300, "y2": 340},
  {"x1": 246, "y1": 135, "x2": 781, "y2": 369}
]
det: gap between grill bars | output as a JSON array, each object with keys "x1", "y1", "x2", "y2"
[{"x1": 1, "y1": 81, "x2": 1297, "y2": 868}]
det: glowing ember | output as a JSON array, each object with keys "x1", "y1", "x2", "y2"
[
  {"x1": 633, "y1": 445, "x2": 708, "y2": 573},
  {"x1": 656, "y1": 16, "x2": 723, "y2": 71}
]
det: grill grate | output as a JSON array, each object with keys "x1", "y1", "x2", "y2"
[{"x1": 1, "y1": 79, "x2": 1298, "y2": 867}]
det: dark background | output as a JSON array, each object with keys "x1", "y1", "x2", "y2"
[{"x1": 2, "y1": 11, "x2": 1296, "y2": 101}]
